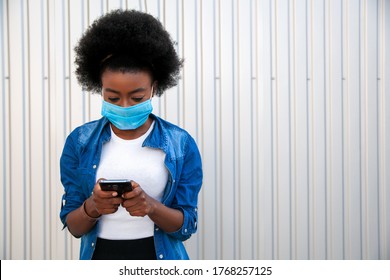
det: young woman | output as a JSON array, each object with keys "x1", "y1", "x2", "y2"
[{"x1": 59, "y1": 9, "x2": 203, "y2": 260}]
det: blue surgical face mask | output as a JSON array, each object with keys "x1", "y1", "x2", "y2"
[{"x1": 101, "y1": 89, "x2": 153, "y2": 130}]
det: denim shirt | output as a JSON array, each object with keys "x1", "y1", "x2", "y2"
[{"x1": 59, "y1": 115, "x2": 203, "y2": 260}]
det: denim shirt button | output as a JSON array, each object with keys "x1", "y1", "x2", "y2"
[
  {"x1": 93, "y1": 164, "x2": 97, "y2": 169},
  {"x1": 159, "y1": 254, "x2": 164, "y2": 259},
  {"x1": 91, "y1": 242, "x2": 95, "y2": 247},
  {"x1": 184, "y1": 229, "x2": 188, "y2": 233},
  {"x1": 155, "y1": 227, "x2": 159, "y2": 231}
]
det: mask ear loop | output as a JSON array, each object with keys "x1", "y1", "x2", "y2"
[{"x1": 150, "y1": 86, "x2": 154, "y2": 99}]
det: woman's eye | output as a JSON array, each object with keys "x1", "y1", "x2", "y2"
[
  {"x1": 132, "y1": 97, "x2": 144, "y2": 102},
  {"x1": 108, "y1": 97, "x2": 120, "y2": 102}
]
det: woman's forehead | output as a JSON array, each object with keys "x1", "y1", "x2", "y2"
[{"x1": 101, "y1": 70, "x2": 153, "y2": 86}]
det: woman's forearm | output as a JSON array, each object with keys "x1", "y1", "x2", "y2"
[
  {"x1": 65, "y1": 197, "x2": 100, "y2": 238},
  {"x1": 147, "y1": 200, "x2": 184, "y2": 233}
]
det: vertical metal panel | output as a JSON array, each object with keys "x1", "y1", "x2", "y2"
[
  {"x1": 291, "y1": 0, "x2": 310, "y2": 260},
  {"x1": 28, "y1": 0, "x2": 48, "y2": 259},
  {"x1": 88, "y1": 1, "x2": 105, "y2": 122},
  {"x1": 7, "y1": 0, "x2": 29, "y2": 259},
  {"x1": 377, "y1": 0, "x2": 388, "y2": 260},
  {"x1": 0, "y1": 0, "x2": 4, "y2": 258},
  {"x1": 181, "y1": 0, "x2": 202, "y2": 258},
  {"x1": 107, "y1": 0, "x2": 125, "y2": 10},
  {"x1": 0, "y1": 0, "x2": 11, "y2": 261},
  {"x1": 250, "y1": 0, "x2": 259, "y2": 260},
  {"x1": 309, "y1": 0, "x2": 328, "y2": 259},
  {"x1": 325, "y1": 0, "x2": 344, "y2": 260},
  {"x1": 46, "y1": 0, "x2": 68, "y2": 260},
  {"x1": 275, "y1": 0, "x2": 292, "y2": 260},
  {"x1": 218, "y1": 0, "x2": 237, "y2": 260},
  {"x1": 344, "y1": 0, "x2": 363, "y2": 259},
  {"x1": 382, "y1": 0, "x2": 390, "y2": 260},
  {"x1": 69, "y1": 0, "x2": 86, "y2": 128},
  {"x1": 0, "y1": 0, "x2": 389, "y2": 260},
  {"x1": 48, "y1": 0, "x2": 72, "y2": 260},
  {"x1": 158, "y1": 0, "x2": 181, "y2": 125},
  {"x1": 256, "y1": 0, "x2": 274, "y2": 260},
  {"x1": 236, "y1": 0, "x2": 255, "y2": 260},
  {"x1": 68, "y1": 0, "x2": 90, "y2": 260},
  {"x1": 362, "y1": 0, "x2": 380, "y2": 260},
  {"x1": 193, "y1": 0, "x2": 220, "y2": 260}
]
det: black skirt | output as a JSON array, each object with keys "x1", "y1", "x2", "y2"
[{"x1": 91, "y1": 236, "x2": 156, "y2": 260}]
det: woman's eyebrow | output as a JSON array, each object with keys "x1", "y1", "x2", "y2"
[
  {"x1": 104, "y1": 87, "x2": 146, "y2": 94},
  {"x1": 104, "y1": 88, "x2": 120, "y2": 94},
  {"x1": 127, "y1": 87, "x2": 146, "y2": 94}
]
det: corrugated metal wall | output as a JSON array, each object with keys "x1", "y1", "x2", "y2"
[{"x1": 0, "y1": 0, "x2": 389, "y2": 260}]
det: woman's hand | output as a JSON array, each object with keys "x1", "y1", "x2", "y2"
[
  {"x1": 91, "y1": 178, "x2": 124, "y2": 215},
  {"x1": 121, "y1": 181, "x2": 156, "y2": 217},
  {"x1": 122, "y1": 181, "x2": 184, "y2": 233},
  {"x1": 65, "y1": 179, "x2": 124, "y2": 238}
]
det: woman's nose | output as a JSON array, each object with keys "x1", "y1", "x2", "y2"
[{"x1": 119, "y1": 99, "x2": 132, "y2": 107}]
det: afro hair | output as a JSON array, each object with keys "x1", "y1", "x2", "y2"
[{"x1": 74, "y1": 9, "x2": 183, "y2": 96}]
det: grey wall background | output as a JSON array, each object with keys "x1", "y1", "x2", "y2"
[{"x1": 0, "y1": 0, "x2": 389, "y2": 260}]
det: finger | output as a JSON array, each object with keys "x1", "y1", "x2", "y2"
[
  {"x1": 121, "y1": 197, "x2": 136, "y2": 208},
  {"x1": 99, "y1": 207, "x2": 120, "y2": 215},
  {"x1": 94, "y1": 185, "x2": 119, "y2": 198},
  {"x1": 122, "y1": 182, "x2": 142, "y2": 199},
  {"x1": 94, "y1": 189, "x2": 118, "y2": 199},
  {"x1": 95, "y1": 196, "x2": 122, "y2": 209},
  {"x1": 123, "y1": 199, "x2": 149, "y2": 214},
  {"x1": 95, "y1": 178, "x2": 106, "y2": 191},
  {"x1": 95, "y1": 178, "x2": 120, "y2": 198},
  {"x1": 130, "y1": 180, "x2": 140, "y2": 189},
  {"x1": 124, "y1": 204, "x2": 146, "y2": 216},
  {"x1": 126, "y1": 202, "x2": 151, "y2": 217},
  {"x1": 127, "y1": 210, "x2": 147, "y2": 217},
  {"x1": 96, "y1": 200, "x2": 122, "y2": 213},
  {"x1": 98, "y1": 197, "x2": 123, "y2": 206}
]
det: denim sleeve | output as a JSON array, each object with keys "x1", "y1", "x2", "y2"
[
  {"x1": 168, "y1": 135, "x2": 203, "y2": 241},
  {"x1": 59, "y1": 132, "x2": 85, "y2": 227}
]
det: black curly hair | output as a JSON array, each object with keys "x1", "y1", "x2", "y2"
[{"x1": 74, "y1": 9, "x2": 183, "y2": 96}]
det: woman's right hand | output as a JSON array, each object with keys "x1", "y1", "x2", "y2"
[
  {"x1": 89, "y1": 179, "x2": 124, "y2": 215},
  {"x1": 65, "y1": 179, "x2": 124, "y2": 238}
]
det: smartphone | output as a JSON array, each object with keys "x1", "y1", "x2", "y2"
[{"x1": 99, "y1": 179, "x2": 132, "y2": 195}]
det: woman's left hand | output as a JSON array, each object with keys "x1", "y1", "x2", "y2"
[{"x1": 121, "y1": 181, "x2": 156, "y2": 217}]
